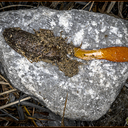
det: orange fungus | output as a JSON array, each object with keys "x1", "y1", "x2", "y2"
[{"x1": 74, "y1": 47, "x2": 128, "y2": 62}]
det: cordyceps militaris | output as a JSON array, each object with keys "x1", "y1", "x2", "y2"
[
  {"x1": 2, "y1": 28, "x2": 128, "y2": 77},
  {"x1": 74, "y1": 46, "x2": 128, "y2": 62},
  {"x1": 3, "y1": 28, "x2": 128, "y2": 63}
]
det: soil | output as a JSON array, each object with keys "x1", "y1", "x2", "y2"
[{"x1": 3, "y1": 27, "x2": 82, "y2": 77}]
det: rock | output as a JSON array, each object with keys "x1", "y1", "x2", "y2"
[{"x1": 0, "y1": 6, "x2": 128, "y2": 121}]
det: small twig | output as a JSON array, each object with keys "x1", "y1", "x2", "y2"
[
  {"x1": 61, "y1": 93, "x2": 68, "y2": 126},
  {"x1": 27, "y1": 116, "x2": 54, "y2": 121},
  {"x1": 0, "y1": 2, "x2": 3, "y2": 11},
  {"x1": 68, "y1": 2, "x2": 75, "y2": 10},
  {"x1": 0, "y1": 74, "x2": 8, "y2": 82},
  {"x1": 101, "y1": 2, "x2": 108, "y2": 13},
  {"x1": 0, "y1": 96, "x2": 31, "y2": 110},
  {"x1": 0, "y1": 109, "x2": 19, "y2": 121},
  {"x1": 0, "y1": 88, "x2": 17, "y2": 96},
  {"x1": 32, "y1": 107, "x2": 35, "y2": 117},
  {"x1": 59, "y1": 2, "x2": 64, "y2": 10},
  {"x1": 0, "y1": 96, "x2": 9, "y2": 100},
  {"x1": 118, "y1": 2, "x2": 124, "y2": 18},
  {"x1": 0, "y1": 81, "x2": 10, "y2": 85},
  {"x1": 82, "y1": 1, "x2": 91, "y2": 10},
  {"x1": 37, "y1": 2, "x2": 40, "y2": 8},
  {"x1": 50, "y1": 2, "x2": 60, "y2": 9},
  {"x1": 106, "y1": 1, "x2": 116, "y2": 13},
  {"x1": 0, "y1": 74, "x2": 14, "y2": 89},
  {"x1": 89, "y1": 1, "x2": 94, "y2": 11},
  {"x1": 41, "y1": 2, "x2": 44, "y2": 6},
  {"x1": 23, "y1": 106, "x2": 37, "y2": 126}
]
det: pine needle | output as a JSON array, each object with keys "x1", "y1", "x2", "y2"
[
  {"x1": 0, "y1": 96, "x2": 31, "y2": 109},
  {"x1": 82, "y1": 1, "x2": 91, "y2": 10},
  {"x1": 89, "y1": 1, "x2": 94, "y2": 11},
  {"x1": 101, "y1": 2, "x2": 108, "y2": 13},
  {"x1": 106, "y1": 2, "x2": 116, "y2": 13},
  {"x1": 61, "y1": 93, "x2": 68, "y2": 126},
  {"x1": 118, "y1": 2, "x2": 124, "y2": 18},
  {"x1": 0, "y1": 88, "x2": 17, "y2": 96},
  {"x1": 23, "y1": 106, "x2": 38, "y2": 126},
  {"x1": 0, "y1": 4, "x2": 34, "y2": 11}
]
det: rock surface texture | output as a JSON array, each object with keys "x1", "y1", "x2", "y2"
[{"x1": 0, "y1": 6, "x2": 128, "y2": 121}]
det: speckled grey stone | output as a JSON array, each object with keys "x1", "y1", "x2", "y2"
[{"x1": 0, "y1": 6, "x2": 128, "y2": 121}]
